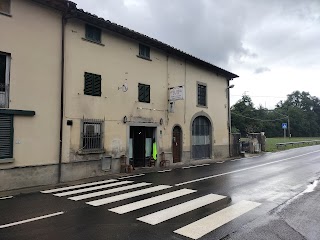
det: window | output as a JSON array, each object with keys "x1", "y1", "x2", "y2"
[
  {"x1": 85, "y1": 24, "x2": 101, "y2": 43},
  {"x1": 0, "y1": 0, "x2": 10, "y2": 15},
  {"x1": 0, "y1": 114, "x2": 13, "y2": 159},
  {"x1": 84, "y1": 72, "x2": 101, "y2": 97},
  {"x1": 139, "y1": 44, "x2": 150, "y2": 59},
  {"x1": 81, "y1": 119, "x2": 104, "y2": 152},
  {"x1": 0, "y1": 53, "x2": 10, "y2": 108},
  {"x1": 138, "y1": 83, "x2": 150, "y2": 103},
  {"x1": 197, "y1": 83, "x2": 207, "y2": 107}
]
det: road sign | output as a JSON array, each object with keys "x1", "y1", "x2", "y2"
[{"x1": 282, "y1": 123, "x2": 287, "y2": 129}]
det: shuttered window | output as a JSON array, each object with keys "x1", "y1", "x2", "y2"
[
  {"x1": 138, "y1": 83, "x2": 150, "y2": 103},
  {"x1": 0, "y1": 114, "x2": 13, "y2": 159},
  {"x1": 84, "y1": 72, "x2": 101, "y2": 97}
]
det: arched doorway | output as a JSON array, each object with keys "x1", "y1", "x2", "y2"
[
  {"x1": 172, "y1": 126, "x2": 182, "y2": 163},
  {"x1": 192, "y1": 116, "x2": 211, "y2": 159}
]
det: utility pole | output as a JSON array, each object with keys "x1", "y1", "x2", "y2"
[{"x1": 288, "y1": 115, "x2": 291, "y2": 138}]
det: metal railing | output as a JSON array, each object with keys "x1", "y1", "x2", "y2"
[
  {"x1": 0, "y1": 83, "x2": 9, "y2": 108},
  {"x1": 80, "y1": 118, "x2": 104, "y2": 153},
  {"x1": 276, "y1": 140, "x2": 320, "y2": 149}
]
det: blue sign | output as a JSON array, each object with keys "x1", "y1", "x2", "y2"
[{"x1": 282, "y1": 123, "x2": 288, "y2": 129}]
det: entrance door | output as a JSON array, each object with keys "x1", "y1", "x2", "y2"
[
  {"x1": 172, "y1": 126, "x2": 182, "y2": 163},
  {"x1": 132, "y1": 127, "x2": 145, "y2": 167},
  {"x1": 192, "y1": 116, "x2": 211, "y2": 159}
]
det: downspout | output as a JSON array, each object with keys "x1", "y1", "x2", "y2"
[{"x1": 58, "y1": 13, "x2": 67, "y2": 183}]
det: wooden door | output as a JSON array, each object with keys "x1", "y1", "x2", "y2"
[{"x1": 172, "y1": 126, "x2": 182, "y2": 163}]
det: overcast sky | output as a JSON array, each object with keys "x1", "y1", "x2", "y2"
[{"x1": 72, "y1": 0, "x2": 320, "y2": 109}]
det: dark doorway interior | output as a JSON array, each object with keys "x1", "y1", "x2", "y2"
[
  {"x1": 172, "y1": 126, "x2": 182, "y2": 163},
  {"x1": 130, "y1": 126, "x2": 155, "y2": 167}
]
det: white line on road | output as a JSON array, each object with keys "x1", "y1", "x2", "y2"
[
  {"x1": 69, "y1": 182, "x2": 152, "y2": 201},
  {"x1": 109, "y1": 189, "x2": 196, "y2": 214},
  {"x1": 216, "y1": 161, "x2": 225, "y2": 164},
  {"x1": 158, "y1": 169, "x2": 172, "y2": 173},
  {"x1": 118, "y1": 174, "x2": 145, "y2": 179},
  {"x1": 54, "y1": 181, "x2": 133, "y2": 197},
  {"x1": 0, "y1": 196, "x2": 13, "y2": 200},
  {"x1": 175, "y1": 150, "x2": 320, "y2": 186},
  {"x1": 182, "y1": 166, "x2": 191, "y2": 169},
  {"x1": 87, "y1": 185, "x2": 172, "y2": 206},
  {"x1": 0, "y1": 212, "x2": 64, "y2": 229},
  {"x1": 174, "y1": 200, "x2": 261, "y2": 239},
  {"x1": 41, "y1": 179, "x2": 118, "y2": 193},
  {"x1": 137, "y1": 194, "x2": 226, "y2": 225}
]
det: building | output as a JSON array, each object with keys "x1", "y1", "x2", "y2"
[{"x1": 0, "y1": 0, "x2": 238, "y2": 191}]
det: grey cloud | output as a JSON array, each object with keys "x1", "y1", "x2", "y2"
[{"x1": 255, "y1": 67, "x2": 270, "y2": 74}]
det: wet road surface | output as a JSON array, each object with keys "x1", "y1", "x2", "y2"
[{"x1": 1, "y1": 145, "x2": 320, "y2": 240}]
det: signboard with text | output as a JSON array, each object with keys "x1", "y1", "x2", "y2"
[{"x1": 169, "y1": 86, "x2": 185, "y2": 101}]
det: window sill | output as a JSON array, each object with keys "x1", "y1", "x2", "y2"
[
  {"x1": 78, "y1": 150, "x2": 105, "y2": 155},
  {"x1": 137, "y1": 55, "x2": 152, "y2": 61},
  {"x1": 0, "y1": 158, "x2": 14, "y2": 164},
  {"x1": 82, "y1": 38, "x2": 105, "y2": 46},
  {"x1": 197, "y1": 104, "x2": 208, "y2": 109},
  {"x1": 0, "y1": 11, "x2": 12, "y2": 17}
]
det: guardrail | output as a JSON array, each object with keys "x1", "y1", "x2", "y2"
[{"x1": 276, "y1": 140, "x2": 320, "y2": 149}]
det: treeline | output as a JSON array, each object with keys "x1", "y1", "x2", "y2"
[{"x1": 231, "y1": 91, "x2": 320, "y2": 138}]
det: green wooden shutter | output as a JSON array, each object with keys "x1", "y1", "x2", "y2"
[
  {"x1": 84, "y1": 72, "x2": 94, "y2": 96},
  {"x1": 145, "y1": 85, "x2": 150, "y2": 103},
  {"x1": 0, "y1": 114, "x2": 13, "y2": 159},
  {"x1": 92, "y1": 74, "x2": 101, "y2": 96}
]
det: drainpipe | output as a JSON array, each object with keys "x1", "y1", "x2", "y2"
[
  {"x1": 58, "y1": 14, "x2": 67, "y2": 183},
  {"x1": 227, "y1": 81, "x2": 234, "y2": 157}
]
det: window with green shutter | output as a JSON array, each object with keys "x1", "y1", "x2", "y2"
[
  {"x1": 138, "y1": 83, "x2": 150, "y2": 103},
  {"x1": 84, "y1": 72, "x2": 101, "y2": 97},
  {"x1": 0, "y1": 114, "x2": 13, "y2": 159}
]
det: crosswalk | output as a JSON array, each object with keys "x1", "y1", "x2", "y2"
[{"x1": 41, "y1": 178, "x2": 261, "y2": 239}]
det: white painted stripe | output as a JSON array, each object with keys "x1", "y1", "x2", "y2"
[
  {"x1": 174, "y1": 200, "x2": 261, "y2": 239},
  {"x1": 54, "y1": 181, "x2": 133, "y2": 197},
  {"x1": 69, "y1": 182, "x2": 152, "y2": 201},
  {"x1": 216, "y1": 161, "x2": 225, "y2": 164},
  {"x1": 137, "y1": 194, "x2": 226, "y2": 225},
  {"x1": 87, "y1": 185, "x2": 172, "y2": 206},
  {"x1": 158, "y1": 170, "x2": 172, "y2": 173},
  {"x1": 41, "y1": 179, "x2": 117, "y2": 193},
  {"x1": 182, "y1": 166, "x2": 191, "y2": 169},
  {"x1": 109, "y1": 189, "x2": 197, "y2": 214},
  {"x1": 0, "y1": 212, "x2": 64, "y2": 229},
  {"x1": 118, "y1": 174, "x2": 145, "y2": 179},
  {"x1": 175, "y1": 150, "x2": 320, "y2": 186},
  {"x1": 0, "y1": 196, "x2": 13, "y2": 200}
]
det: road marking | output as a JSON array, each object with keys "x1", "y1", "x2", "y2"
[
  {"x1": 174, "y1": 200, "x2": 261, "y2": 239},
  {"x1": 69, "y1": 182, "x2": 152, "y2": 201},
  {"x1": 41, "y1": 179, "x2": 118, "y2": 193},
  {"x1": 0, "y1": 212, "x2": 64, "y2": 229},
  {"x1": 137, "y1": 194, "x2": 226, "y2": 225},
  {"x1": 216, "y1": 161, "x2": 225, "y2": 164},
  {"x1": 54, "y1": 181, "x2": 133, "y2": 197},
  {"x1": 109, "y1": 189, "x2": 197, "y2": 214},
  {"x1": 87, "y1": 185, "x2": 172, "y2": 206},
  {"x1": 158, "y1": 169, "x2": 172, "y2": 173},
  {"x1": 182, "y1": 166, "x2": 191, "y2": 169},
  {"x1": 175, "y1": 150, "x2": 320, "y2": 186},
  {"x1": 118, "y1": 174, "x2": 145, "y2": 179},
  {"x1": 0, "y1": 196, "x2": 13, "y2": 200}
]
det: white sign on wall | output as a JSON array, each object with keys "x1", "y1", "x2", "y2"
[{"x1": 169, "y1": 86, "x2": 185, "y2": 101}]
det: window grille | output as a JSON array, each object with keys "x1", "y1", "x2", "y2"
[
  {"x1": 81, "y1": 118, "x2": 104, "y2": 153},
  {"x1": 197, "y1": 84, "x2": 207, "y2": 106}
]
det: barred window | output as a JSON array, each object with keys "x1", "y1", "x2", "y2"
[
  {"x1": 81, "y1": 119, "x2": 104, "y2": 152},
  {"x1": 197, "y1": 83, "x2": 207, "y2": 107}
]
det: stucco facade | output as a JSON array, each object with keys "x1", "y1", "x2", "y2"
[{"x1": 0, "y1": 0, "x2": 237, "y2": 191}]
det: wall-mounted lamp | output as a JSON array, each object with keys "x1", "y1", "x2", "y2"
[
  {"x1": 67, "y1": 120, "x2": 73, "y2": 126},
  {"x1": 227, "y1": 84, "x2": 235, "y2": 89},
  {"x1": 123, "y1": 116, "x2": 127, "y2": 124},
  {"x1": 160, "y1": 118, "x2": 163, "y2": 125}
]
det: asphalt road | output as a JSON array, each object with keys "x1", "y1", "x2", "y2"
[{"x1": 1, "y1": 145, "x2": 320, "y2": 240}]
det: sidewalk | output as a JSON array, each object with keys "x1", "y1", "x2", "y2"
[{"x1": 226, "y1": 178, "x2": 320, "y2": 240}]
